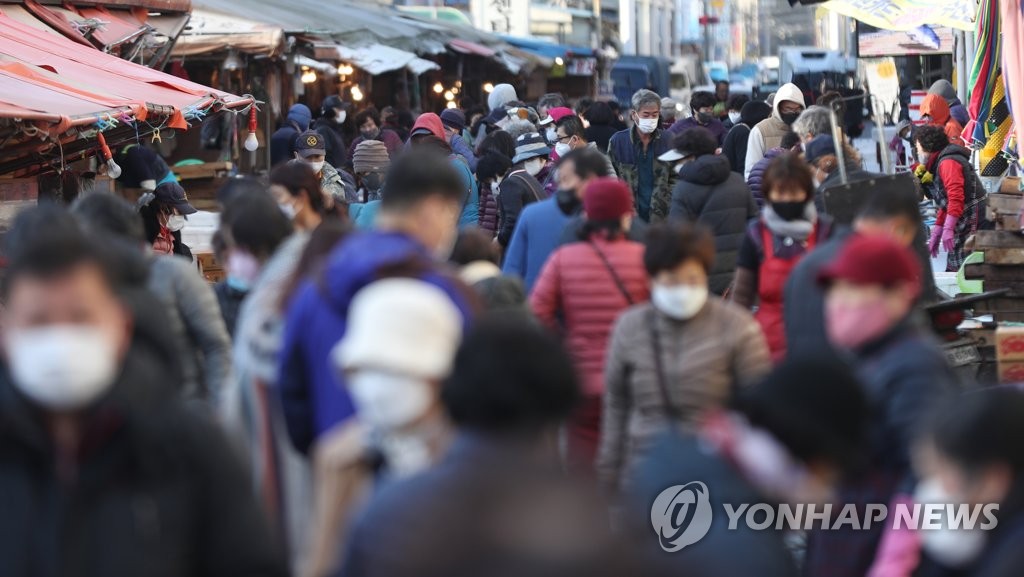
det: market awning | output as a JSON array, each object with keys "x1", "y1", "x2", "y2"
[
  {"x1": 449, "y1": 39, "x2": 495, "y2": 58},
  {"x1": 191, "y1": 0, "x2": 545, "y2": 74},
  {"x1": 0, "y1": 11, "x2": 251, "y2": 176},
  {"x1": 172, "y1": 8, "x2": 283, "y2": 57},
  {"x1": 333, "y1": 43, "x2": 440, "y2": 76},
  {"x1": 500, "y1": 35, "x2": 594, "y2": 59}
]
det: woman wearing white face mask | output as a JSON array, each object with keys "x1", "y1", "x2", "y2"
[
  {"x1": 496, "y1": 132, "x2": 550, "y2": 248},
  {"x1": 597, "y1": 222, "x2": 770, "y2": 494},
  {"x1": 305, "y1": 277, "x2": 463, "y2": 577}
]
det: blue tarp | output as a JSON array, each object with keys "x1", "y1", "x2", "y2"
[{"x1": 499, "y1": 35, "x2": 594, "y2": 59}]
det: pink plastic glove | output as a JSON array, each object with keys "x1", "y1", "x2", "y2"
[
  {"x1": 928, "y1": 224, "x2": 942, "y2": 257},
  {"x1": 941, "y1": 216, "x2": 959, "y2": 253}
]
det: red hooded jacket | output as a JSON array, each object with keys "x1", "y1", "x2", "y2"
[{"x1": 920, "y1": 94, "x2": 965, "y2": 146}]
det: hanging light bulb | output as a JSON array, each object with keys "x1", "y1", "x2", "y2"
[
  {"x1": 446, "y1": 101, "x2": 458, "y2": 110},
  {"x1": 244, "y1": 104, "x2": 259, "y2": 152},
  {"x1": 222, "y1": 49, "x2": 242, "y2": 71},
  {"x1": 337, "y1": 63, "x2": 354, "y2": 76},
  {"x1": 451, "y1": 86, "x2": 460, "y2": 95},
  {"x1": 555, "y1": 56, "x2": 565, "y2": 66},
  {"x1": 351, "y1": 85, "x2": 364, "y2": 102},
  {"x1": 433, "y1": 82, "x2": 444, "y2": 94},
  {"x1": 96, "y1": 132, "x2": 121, "y2": 178},
  {"x1": 483, "y1": 82, "x2": 494, "y2": 93},
  {"x1": 301, "y1": 67, "x2": 318, "y2": 84},
  {"x1": 443, "y1": 90, "x2": 455, "y2": 101}
]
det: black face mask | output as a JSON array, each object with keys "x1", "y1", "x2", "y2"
[
  {"x1": 362, "y1": 173, "x2": 383, "y2": 192},
  {"x1": 772, "y1": 201, "x2": 807, "y2": 221},
  {"x1": 697, "y1": 112, "x2": 715, "y2": 125},
  {"x1": 556, "y1": 188, "x2": 582, "y2": 216},
  {"x1": 780, "y1": 111, "x2": 801, "y2": 126}
]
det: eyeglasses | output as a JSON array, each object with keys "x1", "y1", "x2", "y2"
[{"x1": 555, "y1": 134, "x2": 574, "y2": 144}]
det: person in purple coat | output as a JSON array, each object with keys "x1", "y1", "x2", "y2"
[{"x1": 668, "y1": 91, "x2": 727, "y2": 145}]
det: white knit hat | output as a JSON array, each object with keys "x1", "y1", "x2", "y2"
[{"x1": 332, "y1": 278, "x2": 463, "y2": 379}]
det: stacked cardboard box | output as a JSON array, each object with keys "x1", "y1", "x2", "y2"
[{"x1": 996, "y1": 326, "x2": 1024, "y2": 383}]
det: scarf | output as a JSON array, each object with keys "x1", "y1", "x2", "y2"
[{"x1": 762, "y1": 203, "x2": 817, "y2": 242}]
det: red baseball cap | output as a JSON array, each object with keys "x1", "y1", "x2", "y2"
[
  {"x1": 817, "y1": 234, "x2": 922, "y2": 297},
  {"x1": 583, "y1": 177, "x2": 634, "y2": 221},
  {"x1": 538, "y1": 106, "x2": 575, "y2": 126}
]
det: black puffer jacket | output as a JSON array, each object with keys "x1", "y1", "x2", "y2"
[
  {"x1": 722, "y1": 101, "x2": 772, "y2": 174},
  {"x1": 669, "y1": 154, "x2": 758, "y2": 295},
  {"x1": 0, "y1": 355, "x2": 288, "y2": 577}
]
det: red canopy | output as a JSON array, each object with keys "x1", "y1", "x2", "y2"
[{"x1": 0, "y1": 9, "x2": 251, "y2": 135}]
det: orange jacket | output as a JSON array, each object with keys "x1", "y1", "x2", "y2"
[{"x1": 920, "y1": 93, "x2": 965, "y2": 146}]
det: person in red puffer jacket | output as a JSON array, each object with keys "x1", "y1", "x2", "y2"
[{"x1": 530, "y1": 177, "x2": 650, "y2": 468}]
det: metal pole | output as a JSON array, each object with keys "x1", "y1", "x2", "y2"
[
  {"x1": 954, "y1": 30, "x2": 966, "y2": 105},
  {"x1": 593, "y1": 0, "x2": 602, "y2": 98},
  {"x1": 703, "y1": 0, "x2": 711, "y2": 62},
  {"x1": 829, "y1": 104, "x2": 849, "y2": 184},
  {"x1": 870, "y1": 95, "x2": 893, "y2": 174}
]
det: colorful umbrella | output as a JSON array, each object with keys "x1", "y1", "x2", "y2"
[
  {"x1": 965, "y1": 0, "x2": 1000, "y2": 147},
  {"x1": 1003, "y1": 0, "x2": 1024, "y2": 169}
]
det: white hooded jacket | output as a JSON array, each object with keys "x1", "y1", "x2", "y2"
[{"x1": 744, "y1": 83, "x2": 806, "y2": 178}]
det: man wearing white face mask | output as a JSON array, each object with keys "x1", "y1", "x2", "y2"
[
  {"x1": 607, "y1": 89, "x2": 677, "y2": 224},
  {"x1": 314, "y1": 95, "x2": 351, "y2": 170},
  {"x1": 302, "y1": 278, "x2": 463, "y2": 577},
  {"x1": 496, "y1": 132, "x2": 550, "y2": 248},
  {"x1": 293, "y1": 130, "x2": 357, "y2": 205},
  {"x1": 598, "y1": 222, "x2": 769, "y2": 494},
  {"x1": 278, "y1": 150, "x2": 474, "y2": 456},
  {"x1": 0, "y1": 207, "x2": 288, "y2": 577}
]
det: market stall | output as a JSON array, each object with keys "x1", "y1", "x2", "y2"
[{"x1": 0, "y1": 11, "x2": 254, "y2": 214}]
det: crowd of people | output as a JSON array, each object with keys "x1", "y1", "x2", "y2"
[{"x1": 1, "y1": 80, "x2": 1019, "y2": 577}]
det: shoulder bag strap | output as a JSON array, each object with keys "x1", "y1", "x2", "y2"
[
  {"x1": 646, "y1": 308, "x2": 681, "y2": 420},
  {"x1": 511, "y1": 172, "x2": 545, "y2": 202},
  {"x1": 588, "y1": 241, "x2": 634, "y2": 305}
]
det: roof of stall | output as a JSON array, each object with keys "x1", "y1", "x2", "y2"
[
  {"x1": 0, "y1": 11, "x2": 253, "y2": 175},
  {"x1": 189, "y1": 0, "x2": 540, "y2": 73}
]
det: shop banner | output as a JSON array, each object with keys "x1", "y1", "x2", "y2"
[{"x1": 823, "y1": 0, "x2": 975, "y2": 32}]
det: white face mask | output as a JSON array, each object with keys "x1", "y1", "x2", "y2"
[
  {"x1": 227, "y1": 251, "x2": 261, "y2": 291},
  {"x1": 636, "y1": 117, "x2": 659, "y2": 134},
  {"x1": 545, "y1": 127, "x2": 557, "y2": 143},
  {"x1": 6, "y1": 325, "x2": 120, "y2": 411},
  {"x1": 652, "y1": 283, "x2": 708, "y2": 320},
  {"x1": 166, "y1": 214, "x2": 186, "y2": 232},
  {"x1": 914, "y1": 477, "x2": 988, "y2": 568},
  {"x1": 673, "y1": 163, "x2": 684, "y2": 175},
  {"x1": 728, "y1": 111, "x2": 742, "y2": 124},
  {"x1": 278, "y1": 201, "x2": 297, "y2": 220},
  {"x1": 490, "y1": 180, "x2": 501, "y2": 195},
  {"x1": 524, "y1": 158, "x2": 545, "y2": 176},
  {"x1": 554, "y1": 141, "x2": 572, "y2": 158},
  {"x1": 348, "y1": 371, "x2": 434, "y2": 431},
  {"x1": 307, "y1": 160, "x2": 325, "y2": 173},
  {"x1": 335, "y1": 109, "x2": 347, "y2": 125}
]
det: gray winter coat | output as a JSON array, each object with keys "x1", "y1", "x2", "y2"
[
  {"x1": 147, "y1": 254, "x2": 232, "y2": 403},
  {"x1": 669, "y1": 154, "x2": 759, "y2": 295},
  {"x1": 221, "y1": 233, "x2": 313, "y2": 575},
  {"x1": 598, "y1": 300, "x2": 770, "y2": 494}
]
